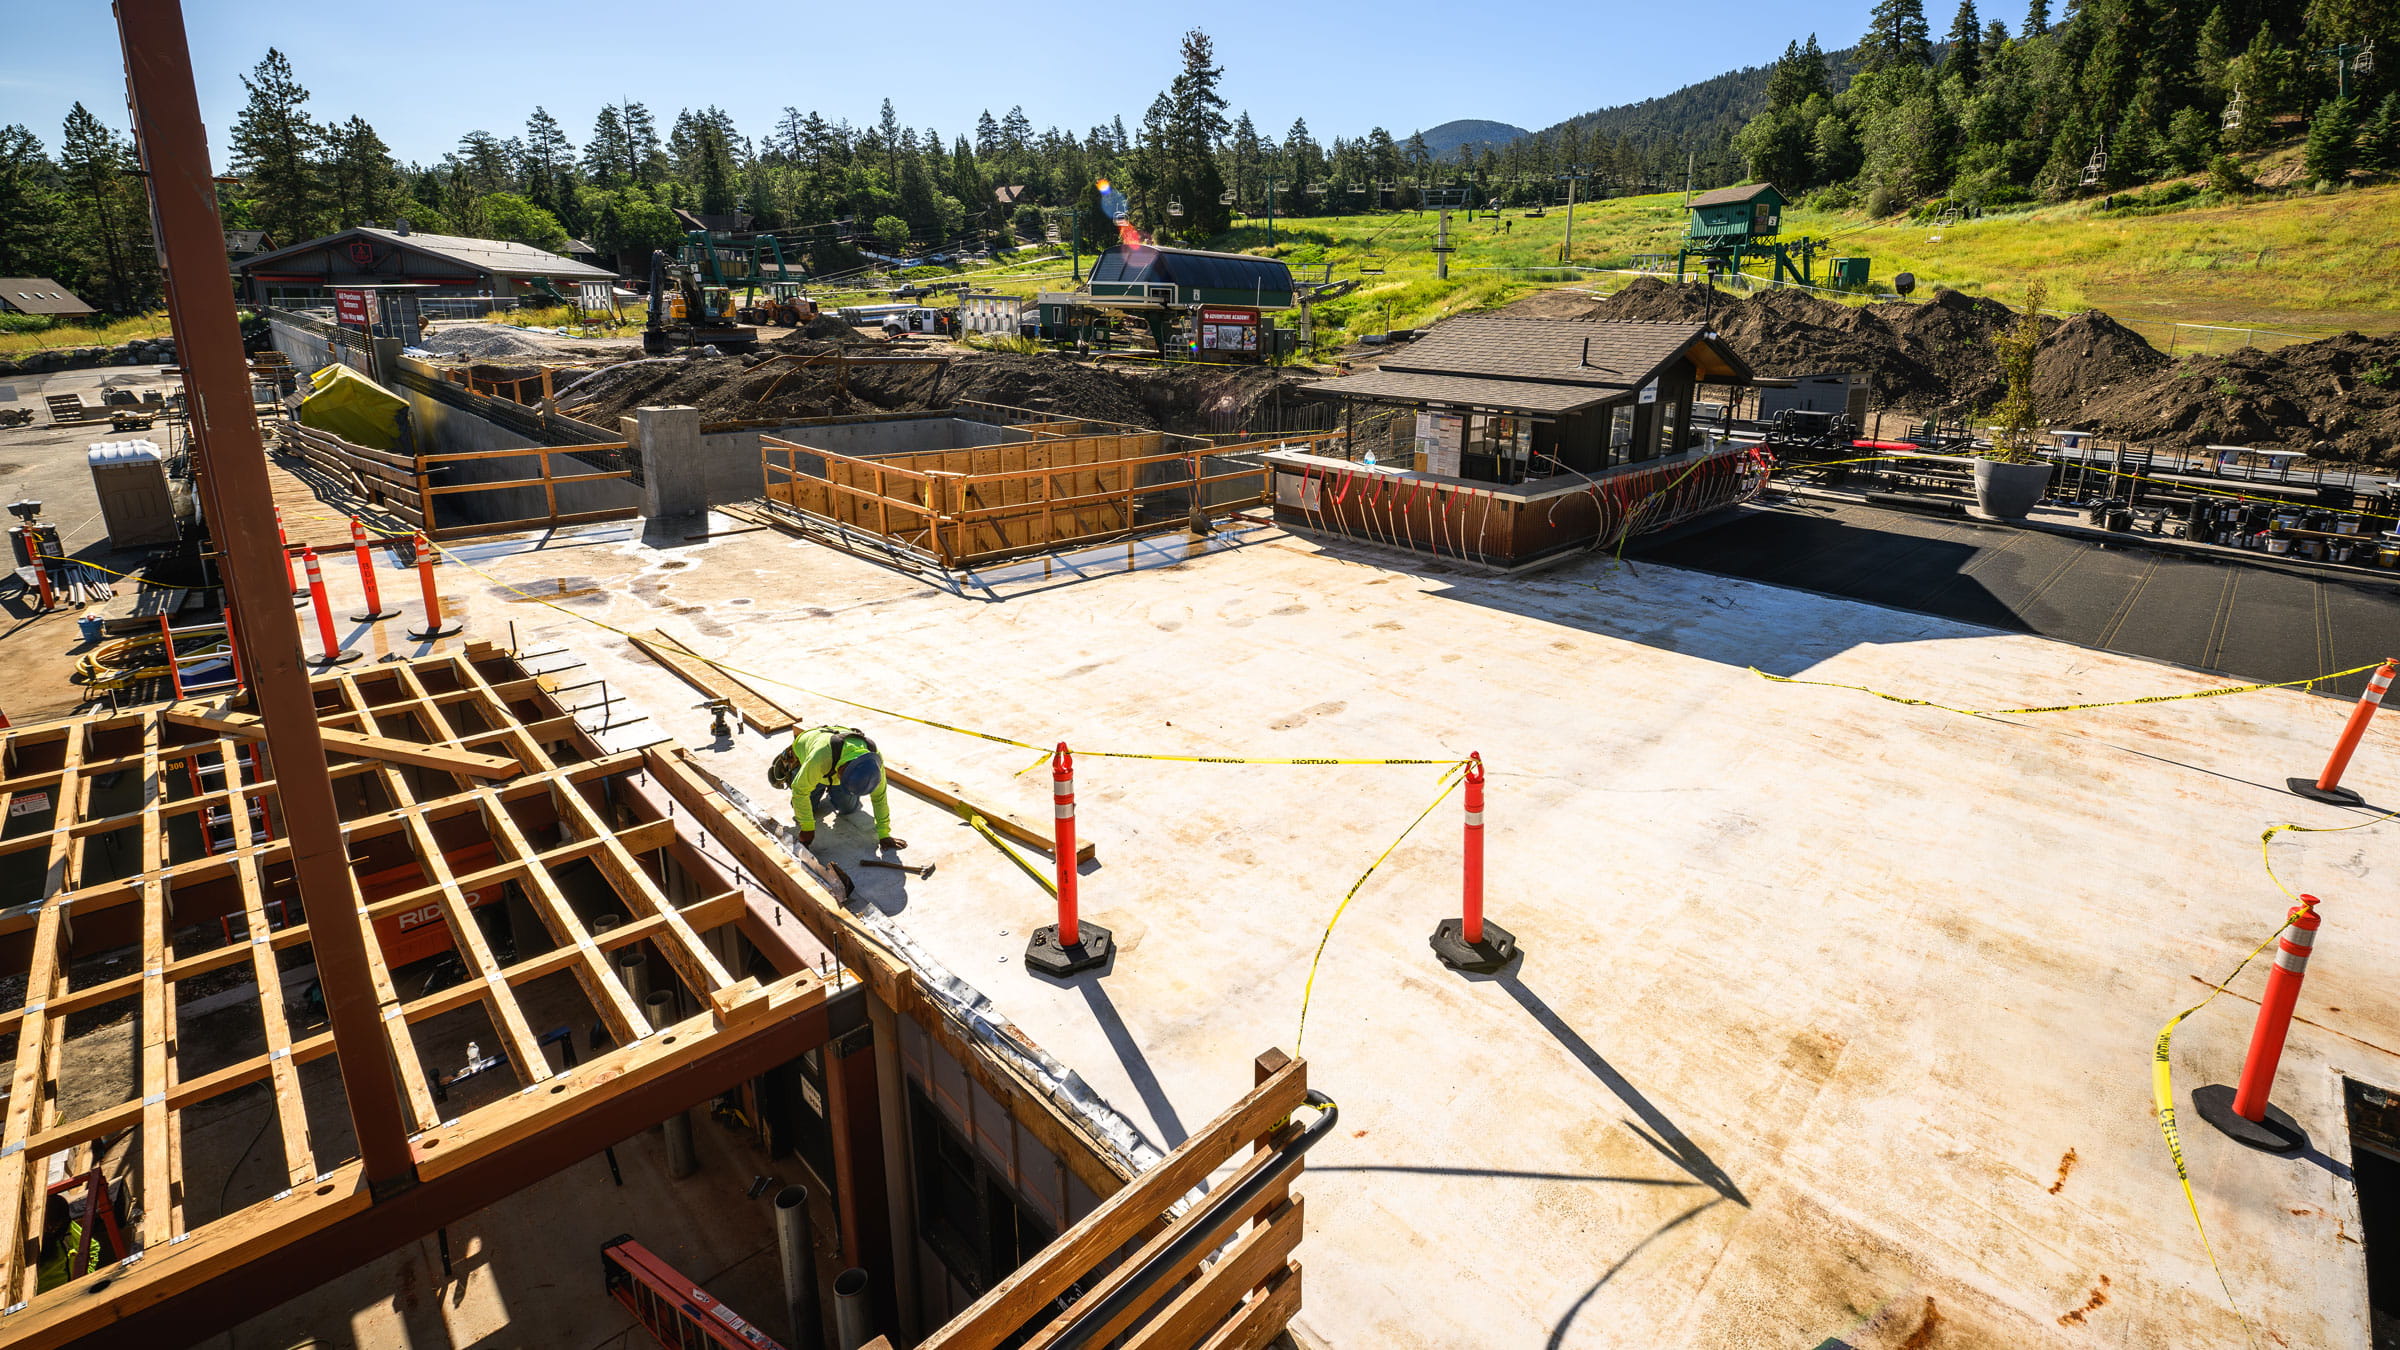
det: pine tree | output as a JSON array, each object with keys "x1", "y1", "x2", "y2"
[
  {"x1": 975, "y1": 110, "x2": 1001, "y2": 158},
  {"x1": 2022, "y1": 0, "x2": 2048, "y2": 38},
  {"x1": 584, "y1": 105, "x2": 629, "y2": 187},
  {"x1": 0, "y1": 125, "x2": 62, "y2": 279},
  {"x1": 1861, "y1": 0, "x2": 1934, "y2": 70},
  {"x1": 622, "y1": 102, "x2": 663, "y2": 186},
  {"x1": 325, "y1": 116, "x2": 400, "y2": 229},
  {"x1": 56, "y1": 104, "x2": 156, "y2": 314},
  {"x1": 521, "y1": 107, "x2": 574, "y2": 218},
  {"x1": 229, "y1": 48, "x2": 324, "y2": 245},
  {"x1": 1166, "y1": 28, "x2": 1232, "y2": 235},
  {"x1": 2305, "y1": 95, "x2": 2359, "y2": 184},
  {"x1": 1944, "y1": 0, "x2": 1983, "y2": 85}
]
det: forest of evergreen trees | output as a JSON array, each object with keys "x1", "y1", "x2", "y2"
[{"x1": 1735, "y1": 0, "x2": 2400, "y2": 213}]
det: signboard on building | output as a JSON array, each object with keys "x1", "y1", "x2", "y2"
[
  {"x1": 333, "y1": 288, "x2": 373, "y2": 327},
  {"x1": 1638, "y1": 379, "x2": 1659, "y2": 405},
  {"x1": 1415, "y1": 411, "x2": 1464, "y2": 477},
  {"x1": 1198, "y1": 307, "x2": 1259, "y2": 354}
]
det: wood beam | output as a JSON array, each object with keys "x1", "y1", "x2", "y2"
[{"x1": 164, "y1": 705, "x2": 524, "y2": 780}]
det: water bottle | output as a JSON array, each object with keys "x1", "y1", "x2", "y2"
[{"x1": 1363, "y1": 450, "x2": 1378, "y2": 468}]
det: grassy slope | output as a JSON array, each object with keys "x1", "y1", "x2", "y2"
[{"x1": 938, "y1": 181, "x2": 2400, "y2": 356}]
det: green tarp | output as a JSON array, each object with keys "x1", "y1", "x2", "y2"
[{"x1": 297, "y1": 363, "x2": 406, "y2": 451}]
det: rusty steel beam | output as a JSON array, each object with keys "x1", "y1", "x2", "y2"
[{"x1": 114, "y1": 0, "x2": 416, "y2": 1188}]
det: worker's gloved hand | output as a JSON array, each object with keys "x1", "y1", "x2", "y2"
[
  {"x1": 797, "y1": 829, "x2": 816, "y2": 846},
  {"x1": 878, "y1": 836, "x2": 908, "y2": 851}
]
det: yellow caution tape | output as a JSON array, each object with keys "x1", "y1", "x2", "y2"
[
  {"x1": 2152, "y1": 903, "x2": 2301, "y2": 1350},
  {"x1": 1295, "y1": 761, "x2": 1468, "y2": 1051},
  {"x1": 1750, "y1": 660, "x2": 2388, "y2": 718},
  {"x1": 962, "y1": 809, "x2": 1056, "y2": 896},
  {"x1": 2259, "y1": 805, "x2": 2400, "y2": 899}
]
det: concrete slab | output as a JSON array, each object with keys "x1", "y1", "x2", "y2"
[{"x1": 162, "y1": 506, "x2": 2400, "y2": 1347}]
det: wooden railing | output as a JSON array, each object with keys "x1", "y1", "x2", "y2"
[
  {"x1": 411, "y1": 442, "x2": 639, "y2": 540},
  {"x1": 760, "y1": 432, "x2": 1333, "y2": 568},
  {"x1": 879, "y1": 1049, "x2": 1319, "y2": 1350},
  {"x1": 281, "y1": 423, "x2": 426, "y2": 530}
]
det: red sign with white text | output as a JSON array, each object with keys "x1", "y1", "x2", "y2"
[{"x1": 333, "y1": 288, "x2": 372, "y2": 326}]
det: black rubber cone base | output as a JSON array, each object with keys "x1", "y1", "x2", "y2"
[
  {"x1": 2192, "y1": 1083, "x2": 2309, "y2": 1154},
  {"x1": 408, "y1": 622, "x2": 464, "y2": 640},
  {"x1": 2287, "y1": 776, "x2": 2365, "y2": 806},
  {"x1": 310, "y1": 649, "x2": 363, "y2": 666},
  {"x1": 351, "y1": 606, "x2": 400, "y2": 622},
  {"x1": 1430, "y1": 917, "x2": 1518, "y2": 974},
  {"x1": 1025, "y1": 922, "x2": 1113, "y2": 978}
]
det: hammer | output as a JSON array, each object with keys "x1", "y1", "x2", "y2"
[{"x1": 859, "y1": 858, "x2": 935, "y2": 879}]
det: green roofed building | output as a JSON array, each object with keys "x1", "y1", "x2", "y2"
[{"x1": 1034, "y1": 245, "x2": 1297, "y2": 362}]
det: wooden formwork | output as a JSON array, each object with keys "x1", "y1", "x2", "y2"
[
  {"x1": 759, "y1": 430, "x2": 1322, "y2": 569},
  {"x1": 273, "y1": 424, "x2": 638, "y2": 543},
  {"x1": 0, "y1": 647, "x2": 824, "y2": 1346}
]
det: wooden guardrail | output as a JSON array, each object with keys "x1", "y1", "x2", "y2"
[
  {"x1": 416, "y1": 442, "x2": 639, "y2": 541},
  {"x1": 881, "y1": 1050, "x2": 1315, "y2": 1350},
  {"x1": 281, "y1": 423, "x2": 427, "y2": 530}
]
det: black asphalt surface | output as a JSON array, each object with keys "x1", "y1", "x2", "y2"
[{"x1": 1631, "y1": 499, "x2": 2400, "y2": 700}]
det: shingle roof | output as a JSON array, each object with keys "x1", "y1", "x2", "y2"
[
  {"x1": 1371, "y1": 316, "x2": 1751, "y2": 390},
  {"x1": 0, "y1": 279, "x2": 96, "y2": 316},
  {"x1": 1686, "y1": 182, "x2": 1782, "y2": 208},
  {"x1": 1300, "y1": 369, "x2": 1619, "y2": 415}
]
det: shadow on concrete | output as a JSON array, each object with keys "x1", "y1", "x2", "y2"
[
  {"x1": 1492, "y1": 971, "x2": 1749, "y2": 1209},
  {"x1": 1312, "y1": 1164, "x2": 1706, "y2": 1186},
  {"x1": 950, "y1": 519, "x2": 1281, "y2": 605},
  {"x1": 1078, "y1": 980, "x2": 1188, "y2": 1149},
  {"x1": 1544, "y1": 1195, "x2": 1727, "y2": 1350}
]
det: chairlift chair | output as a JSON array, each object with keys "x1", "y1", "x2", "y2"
[
  {"x1": 2222, "y1": 89, "x2": 2245, "y2": 132},
  {"x1": 1168, "y1": 199, "x2": 1184, "y2": 217},
  {"x1": 2355, "y1": 41, "x2": 2375, "y2": 75},
  {"x1": 2081, "y1": 133, "x2": 2108, "y2": 187}
]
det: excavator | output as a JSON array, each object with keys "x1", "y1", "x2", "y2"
[{"x1": 641, "y1": 249, "x2": 757, "y2": 355}]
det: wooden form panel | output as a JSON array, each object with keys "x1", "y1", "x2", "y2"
[{"x1": 0, "y1": 646, "x2": 817, "y2": 1333}]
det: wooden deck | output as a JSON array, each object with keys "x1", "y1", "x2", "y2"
[{"x1": 266, "y1": 445, "x2": 384, "y2": 550}]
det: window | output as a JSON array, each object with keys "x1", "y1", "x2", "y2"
[{"x1": 1603, "y1": 405, "x2": 1634, "y2": 466}]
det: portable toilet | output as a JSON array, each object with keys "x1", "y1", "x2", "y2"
[
  {"x1": 1832, "y1": 256, "x2": 1871, "y2": 288},
  {"x1": 87, "y1": 440, "x2": 179, "y2": 548}
]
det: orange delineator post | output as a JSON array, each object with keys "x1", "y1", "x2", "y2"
[
  {"x1": 1024, "y1": 741, "x2": 1111, "y2": 976},
  {"x1": 28, "y1": 552, "x2": 52, "y2": 612},
  {"x1": 1054, "y1": 743, "x2": 1079, "y2": 945},
  {"x1": 1462, "y1": 752, "x2": 1486, "y2": 945},
  {"x1": 406, "y1": 531, "x2": 462, "y2": 639},
  {"x1": 299, "y1": 547, "x2": 358, "y2": 665},
  {"x1": 275, "y1": 507, "x2": 303, "y2": 596},
  {"x1": 1432, "y1": 750, "x2": 1516, "y2": 973},
  {"x1": 2232, "y1": 897, "x2": 2322, "y2": 1122},
  {"x1": 348, "y1": 517, "x2": 397, "y2": 621},
  {"x1": 2294, "y1": 658, "x2": 2397, "y2": 804},
  {"x1": 223, "y1": 606, "x2": 244, "y2": 693}
]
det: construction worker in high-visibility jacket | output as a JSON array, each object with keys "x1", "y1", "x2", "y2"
[{"x1": 770, "y1": 726, "x2": 906, "y2": 850}]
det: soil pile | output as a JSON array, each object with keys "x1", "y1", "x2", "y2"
[
  {"x1": 417, "y1": 323, "x2": 578, "y2": 360},
  {"x1": 1571, "y1": 277, "x2": 2041, "y2": 408},
  {"x1": 2076, "y1": 330, "x2": 2400, "y2": 465},
  {"x1": 2030, "y1": 310, "x2": 2170, "y2": 416}
]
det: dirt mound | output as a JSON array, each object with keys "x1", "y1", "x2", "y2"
[
  {"x1": 417, "y1": 323, "x2": 578, "y2": 360},
  {"x1": 2076, "y1": 330, "x2": 2400, "y2": 464},
  {"x1": 2031, "y1": 310, "x2": 2170, "y2": 417},
  {"x1": 1578, "y1": 278, "x2": 2037, "y2": 408}
]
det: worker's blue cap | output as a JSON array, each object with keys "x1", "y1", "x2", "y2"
[{"x1": 839, "y1": 753, "x2": 882, "y2": 798}]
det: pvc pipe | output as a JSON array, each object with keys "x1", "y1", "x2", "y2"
[
  {"x1": 774, "y1": 1185, "x2": 824, "y2": 1350},
  {"x1": 2314, "y1": 659, "x2": 2396, "y2": 793},
  {"x1": 642, "y1": 988, "x2": 675, "y2": 1034},
  {"x1": 615, "y1": 947, "x2": 650, "y2": 1017},
  {"x1": 2231, "y1": 898, "x2": 2323, "y2": 1121},
  {"x1": 1462, "y1": 752, "x2": 1486, "y2": 945},
  {"x1": 662, "y1": 1107, "x2": 697, "y2": 1179},
  {"x1": 1052, "y1": 743, "x2": 1078, "y2": 945},
  {"x1": 833, "y1": 1268, "x2": 872, "y2": 1350}
]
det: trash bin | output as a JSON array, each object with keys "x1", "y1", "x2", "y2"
[{"x1": 87, "y1": 439, "x2": 178, "y2": 548}]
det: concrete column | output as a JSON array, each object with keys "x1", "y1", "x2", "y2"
[{"x1": 626, "y1": 405, "x2": 706, "y2": 521}]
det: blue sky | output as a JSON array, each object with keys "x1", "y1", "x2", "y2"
[{"x1": 3, "y1": 1, "x2": 1874, "y2": 165}]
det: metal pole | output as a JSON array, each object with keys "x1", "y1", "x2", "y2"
[
  {"x1": 615, "y1": 946, "x2": 650, "y2": 1021},
  {"x1": 662, "y1": 1107, "x2": 697, "y2": 1179},
  {"x1": 115, "y1": 0, "x2": 418, "y2": 1193},
  {"x1": 774, "y1": 1185, "x2": 824, "y2": 1349},
  {"x1": 833, "y1": 1268, "x2": 872, "y2": 1350}
]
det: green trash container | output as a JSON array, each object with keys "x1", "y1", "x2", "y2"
[{"x1": 1832, "y1": 256, "x2": 1871, "y2": 288}]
